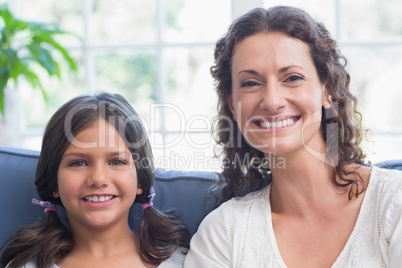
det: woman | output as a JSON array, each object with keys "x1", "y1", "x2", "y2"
[{"x1": 185, "y1": 6, "x2": 402, "y2": 268}]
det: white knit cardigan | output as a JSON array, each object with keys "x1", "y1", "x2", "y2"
[{"x1": 185, "y1": 166, "x2": 402, "y2": 268}]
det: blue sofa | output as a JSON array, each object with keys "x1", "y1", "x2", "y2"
[
  {"x1": 0, "y1": 146, "x2": 218, "y2": 253},
  {"x1": 1, "y1": 145, "x2": 402, "y2": 255}
]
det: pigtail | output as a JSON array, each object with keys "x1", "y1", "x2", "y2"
[
  {"x1": 0, "y1": 211, "x2": 72, "y2": 268},
  {"x1": 137, "y1": 207, "x2": 190, "y2": 266},
  {"x1": 130, "y1": 122, "x2": 190, "y2": 266}
]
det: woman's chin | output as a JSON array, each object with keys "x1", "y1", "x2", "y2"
[{"x1": 246, "y1": 137, "x2": 301, "y2": 156}]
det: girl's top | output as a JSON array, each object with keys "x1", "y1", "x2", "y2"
[
  {"x1": 14, "y1": 247, "x2": 187, "y2": 268},
  {"x1": 184, "y1": 166, "x2": 402, "y2": 268}
]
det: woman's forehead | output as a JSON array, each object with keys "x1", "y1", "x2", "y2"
[{"x1": 231, "y1": 32, "x2": 313, "y2": 74}]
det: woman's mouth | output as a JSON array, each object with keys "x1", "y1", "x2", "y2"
[{"x1": 254, "y1": 116, "x2": 300, "y2": 129}]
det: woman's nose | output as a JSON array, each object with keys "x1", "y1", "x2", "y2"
[{"x1": 259, "y1": 82, "x2": 287, "y2": 112}]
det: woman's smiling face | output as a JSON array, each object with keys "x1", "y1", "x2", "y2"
[{"x1": 229, "y1": 31, "x2": 331, "y2": 156}]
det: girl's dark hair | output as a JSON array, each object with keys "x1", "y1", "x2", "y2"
[
  {"x1": 211, "y1": 6, "x2": 369, "y2": 208},
  {"x1": 1, "y1": 93, "x2": 189, "y2": 268}
]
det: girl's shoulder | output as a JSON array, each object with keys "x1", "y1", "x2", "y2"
[{"x1": 158, "y1": 247, "x2": 188, "y2": 268}]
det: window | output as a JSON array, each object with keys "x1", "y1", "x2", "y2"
[
  {"x1": 1, "y1": 0, "x2": 401, "y2": 170},
  {"x1": 4, "y1": 0, "x2": 231, "y2": 171}
]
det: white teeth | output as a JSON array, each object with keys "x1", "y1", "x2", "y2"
[
  {"x1": 261, "y1": 121, "x2": 270, "y2": 128},
  {"x1": 288, "y1": 118, "x2": 294, "y2": 125},
  {"x1": 85, "y1": 195, "x2": 113, "y2": 203},
  {"x1": 259, "y1": 118, "x2": 297, "y2": 129}
]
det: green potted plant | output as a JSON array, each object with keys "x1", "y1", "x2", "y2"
[{"x1": 0, "y1": 4, "x2": 78, "y2": 116}]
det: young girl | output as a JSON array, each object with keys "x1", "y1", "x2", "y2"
[
  {"x1": 185, "y1": 6, "x2": 402, "y2": 268},
  {"x1": 1, "y1": 93, "x2": 189, "y2": 268}
]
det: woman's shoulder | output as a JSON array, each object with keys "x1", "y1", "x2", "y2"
[
  {"x1": 365, "y1": 166, "x2": 402, "y2": 215},
  {"x1": 370, "y1": 165, "x2": 402, "y2": 193},
  {"x1": 369, "y1": 166, "x2": 402, "y2": 266},
  {"x1": 193, "y1": 184, "x2": 271, "y2": 241},
  {"x1": 369, "y1": 165, "x2": 402, "y2": 228},
  {"x1": 158, "y1": 247, "x2": 188, "y2": 268},
  {"x1": 185, "y1": 185, "x2": 273, "y2": 267},
  {"x1": 200, "y1": 184, "x2": 271, "y2": 226},
  {"x1": 222, "y1": 183, "x2": 271, "y2": 211}
]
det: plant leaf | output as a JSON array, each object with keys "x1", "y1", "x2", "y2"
[
  {"x1": 0, "y1": 5, "x2": 14, "y2": 29},
  {"x1": 19, "y1": 62, "x2": 47, "y2": 103},
  {"x1": 26, "y1": 44, "x2": 60, "y2": 77},
  {"x1": 32, "y1": 31, "x2": 77, "y2": 71},
  {"x1": 0, "y1": 87, "x2": 4, "y2": 116},
  {"x1": 0, "y1": 73, "x2": 7, "y2": 116},
  {"x1": 4, "y1": 48, "x2": 21, "y2": 80},
  {"x1": 0, "y1": 4, "x2": 78, "y2": 115}
]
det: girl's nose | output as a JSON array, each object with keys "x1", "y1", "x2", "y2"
[{"x1": 87, "y1": 163, "x2": 109, "y2": 188}]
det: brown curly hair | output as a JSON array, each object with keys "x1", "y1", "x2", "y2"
[{"x1": 211, "y1": 6, "x2": 369, "y2": 207}]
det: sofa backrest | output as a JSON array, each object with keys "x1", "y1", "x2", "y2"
[
  {"x1": 375, "y1": 159, "x2": 402, "y2": 171},
  {"x1": 0, "y1": 146, "x2": 218, "y2": 252},
  {"x1": 2, "y1": 145, "x2": 402, "y2": 254}
]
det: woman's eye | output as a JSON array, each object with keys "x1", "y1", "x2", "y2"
[
  {"x1": 285, "y1": 75, "x2": 303, "y2": 82},
  {"x1": 109, "y1": 159, "x2": 126, "y2": 165},
  {"x1": 69, "y1": 161, "x2": 86, "y2": 167},
  {"x1": 240, "y1": 80, "x2": 260, "y2": 88}
]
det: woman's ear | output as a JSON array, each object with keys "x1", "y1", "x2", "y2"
[
  {"x1": 227, "y1": 95, "x2": 237, "y2": 122},
  {"x1": 322, "y1": 85, "x2": 332, "y2": 109}
]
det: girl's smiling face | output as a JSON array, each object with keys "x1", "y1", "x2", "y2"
[
  {"x1": 56, "y1": 118, "x2": 141, "y2": 231},
  {"x1": 229, "y1": 31, "x2": 331, "y2": 156}
]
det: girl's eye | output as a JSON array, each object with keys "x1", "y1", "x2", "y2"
[
  {"x1": 240, "y1": 80, "x2": 260, "y2": 88},
  {"x1": 109, "y1": 159, "x2": 126, "y2": 166},
  {"x1": 69, "y1": 161, "x2": 86, "y2": 167},
  {"x1": 285, "y1": 74, "x2": 304, "y2": 82}
]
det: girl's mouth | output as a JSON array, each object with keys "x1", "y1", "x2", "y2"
[{"x1": 83, "y1": 195, "x2": 116, "y2": 203}]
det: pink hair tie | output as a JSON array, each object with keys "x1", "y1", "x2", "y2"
[
  {"x1": 32, "y1": 198, "x2": 56, "y2": 213},
  {"x1": 141, "y1": 187, "x2": 155, "y2": 210}
]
